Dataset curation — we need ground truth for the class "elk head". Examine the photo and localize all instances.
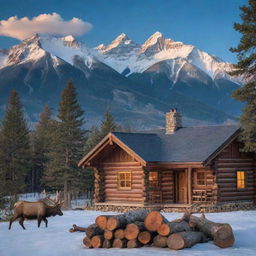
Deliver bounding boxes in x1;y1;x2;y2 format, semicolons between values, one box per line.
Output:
52;202;64;216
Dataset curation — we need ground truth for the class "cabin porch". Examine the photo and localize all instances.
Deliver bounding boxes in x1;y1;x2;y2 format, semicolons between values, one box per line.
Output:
144;167;216;205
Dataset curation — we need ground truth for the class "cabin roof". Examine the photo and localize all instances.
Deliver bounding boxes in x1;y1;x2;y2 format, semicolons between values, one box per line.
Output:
112;124;240;163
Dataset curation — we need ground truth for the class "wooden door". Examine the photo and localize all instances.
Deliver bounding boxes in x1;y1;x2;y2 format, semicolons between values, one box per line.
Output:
175;171;187;203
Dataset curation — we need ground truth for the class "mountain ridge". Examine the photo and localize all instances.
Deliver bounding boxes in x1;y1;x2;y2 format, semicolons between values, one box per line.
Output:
0;32;241;128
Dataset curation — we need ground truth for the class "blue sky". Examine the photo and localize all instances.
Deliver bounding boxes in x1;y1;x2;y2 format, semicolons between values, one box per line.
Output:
0;0;248;63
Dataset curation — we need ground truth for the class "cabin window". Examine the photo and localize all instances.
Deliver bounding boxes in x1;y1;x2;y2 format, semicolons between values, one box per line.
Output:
196;172;206;186
237;171;245;189
149;171;159;188
118;172;132;189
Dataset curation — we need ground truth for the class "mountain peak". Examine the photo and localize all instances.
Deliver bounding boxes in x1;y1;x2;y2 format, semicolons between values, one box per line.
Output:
60;35;79;48
150;31;163;39
23;33;41;45
141;31;166;54
97;33;139;53
62;35;76;42
111;33;130;45
116;33;129;40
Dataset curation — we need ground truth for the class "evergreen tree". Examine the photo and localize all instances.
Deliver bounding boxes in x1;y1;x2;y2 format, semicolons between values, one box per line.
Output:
100;109;117;138
230;0;256;152
44;81;85;192
84;126;101;154
31;104;54;191
0;90;31;196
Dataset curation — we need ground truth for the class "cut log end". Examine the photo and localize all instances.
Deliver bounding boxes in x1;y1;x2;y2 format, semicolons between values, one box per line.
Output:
114;229;125;239
104;230;113;240
83;237;92;248
103;239;112;248
157;223;170;236
95;216;108;230
167;233;185;250
127;239;142;248
214;224;235;248
144;211;163;231
124;223;140;240
106;217;118;231
153;235;168;248
91;235;104;248
112;238;127;248
138;231;152;245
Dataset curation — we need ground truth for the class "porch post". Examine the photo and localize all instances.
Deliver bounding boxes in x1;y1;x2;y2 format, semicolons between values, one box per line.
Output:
187;167;192;204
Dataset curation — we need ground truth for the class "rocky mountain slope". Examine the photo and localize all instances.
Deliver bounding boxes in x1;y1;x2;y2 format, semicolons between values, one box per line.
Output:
0;33;241;128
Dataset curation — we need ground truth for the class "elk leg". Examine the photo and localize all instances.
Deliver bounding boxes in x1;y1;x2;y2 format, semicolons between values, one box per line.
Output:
18;217;26;230
38;217;42;228
43;217;48;228
9;214;19;230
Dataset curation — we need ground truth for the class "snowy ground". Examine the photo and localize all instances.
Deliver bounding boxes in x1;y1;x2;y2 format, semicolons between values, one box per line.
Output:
0;210;256;256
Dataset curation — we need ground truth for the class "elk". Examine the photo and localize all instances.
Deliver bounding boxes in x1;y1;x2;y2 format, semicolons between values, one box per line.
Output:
9;197;64;230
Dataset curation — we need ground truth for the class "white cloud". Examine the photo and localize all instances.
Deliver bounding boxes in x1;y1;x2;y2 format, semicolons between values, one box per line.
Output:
0;13;92;40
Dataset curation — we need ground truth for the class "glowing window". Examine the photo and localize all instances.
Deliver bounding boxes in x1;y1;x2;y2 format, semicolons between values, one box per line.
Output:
149;171;159;188
237;171;245;189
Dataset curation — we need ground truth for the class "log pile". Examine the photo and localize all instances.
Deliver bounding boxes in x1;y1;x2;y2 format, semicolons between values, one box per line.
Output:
69;209;235;250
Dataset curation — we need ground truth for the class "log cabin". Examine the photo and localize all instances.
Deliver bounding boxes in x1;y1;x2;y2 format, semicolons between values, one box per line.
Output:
79;109;256;212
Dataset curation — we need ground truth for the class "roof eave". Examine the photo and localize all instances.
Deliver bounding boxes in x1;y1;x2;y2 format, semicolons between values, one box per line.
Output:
78;132;147;167
203;127;241;166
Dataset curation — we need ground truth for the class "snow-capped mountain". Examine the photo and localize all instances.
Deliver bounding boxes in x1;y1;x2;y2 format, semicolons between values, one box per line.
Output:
95;32;243;117
0;33;242;127
96;31;241;84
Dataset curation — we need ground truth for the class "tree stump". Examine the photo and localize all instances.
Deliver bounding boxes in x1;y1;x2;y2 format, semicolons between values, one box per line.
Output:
189;214;235;248
83;237;92;248
144;211;168;231
85;224;104;239
114;229;125;239
124;222;145;240
112;238;128;248
91;235;104;248
127;239;143;248
157;220;191;236
153;235;168;248
167;231;208;250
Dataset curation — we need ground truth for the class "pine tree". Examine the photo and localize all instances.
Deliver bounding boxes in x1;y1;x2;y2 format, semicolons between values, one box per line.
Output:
0;90;31;196
44;81;85;193
100;109;117;138
31;104;54;191
230;0;256;152
84;126;101;154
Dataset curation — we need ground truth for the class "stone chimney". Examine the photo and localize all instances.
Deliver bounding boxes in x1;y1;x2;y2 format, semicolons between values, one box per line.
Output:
165;108;182;134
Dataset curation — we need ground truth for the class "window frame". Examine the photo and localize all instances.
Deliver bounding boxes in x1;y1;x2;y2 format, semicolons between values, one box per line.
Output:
117;171;132;190
149;171;160;189
236;170;246;190
195;171;207;186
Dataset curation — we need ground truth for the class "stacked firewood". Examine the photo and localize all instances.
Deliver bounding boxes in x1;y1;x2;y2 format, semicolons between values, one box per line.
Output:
69;209;235;250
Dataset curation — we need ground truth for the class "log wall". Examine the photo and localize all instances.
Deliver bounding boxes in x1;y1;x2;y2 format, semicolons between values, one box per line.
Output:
98;144;145;203
213;139;256;202
161;170;174;203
